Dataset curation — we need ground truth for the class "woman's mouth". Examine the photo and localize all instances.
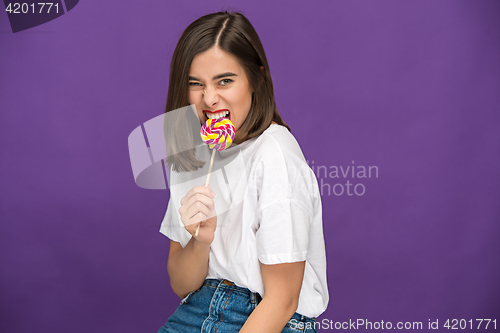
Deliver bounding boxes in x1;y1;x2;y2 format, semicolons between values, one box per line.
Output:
203;110;231;121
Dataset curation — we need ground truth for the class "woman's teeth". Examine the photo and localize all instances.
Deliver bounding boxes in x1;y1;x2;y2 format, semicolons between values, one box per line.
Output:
205;111;230;120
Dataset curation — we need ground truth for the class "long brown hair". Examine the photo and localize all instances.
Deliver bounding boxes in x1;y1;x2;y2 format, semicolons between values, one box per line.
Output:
165;11;289;171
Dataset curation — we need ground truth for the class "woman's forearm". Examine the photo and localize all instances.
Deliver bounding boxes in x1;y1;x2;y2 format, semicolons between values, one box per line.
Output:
239;297;298;333
167;237;210;299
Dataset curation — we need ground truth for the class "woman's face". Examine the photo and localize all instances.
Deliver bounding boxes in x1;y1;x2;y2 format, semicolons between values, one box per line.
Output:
188;46;253;134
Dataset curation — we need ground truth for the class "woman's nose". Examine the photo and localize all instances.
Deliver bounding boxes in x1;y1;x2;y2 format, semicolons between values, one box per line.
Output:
203;87;219;106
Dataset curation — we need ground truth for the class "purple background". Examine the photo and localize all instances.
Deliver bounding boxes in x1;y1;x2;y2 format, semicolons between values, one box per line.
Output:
1;0;499;332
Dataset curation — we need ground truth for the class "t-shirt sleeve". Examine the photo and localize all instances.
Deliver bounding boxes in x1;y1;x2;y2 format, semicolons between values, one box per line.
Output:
254;135;318;265
256;200;312;264
159;197;187;244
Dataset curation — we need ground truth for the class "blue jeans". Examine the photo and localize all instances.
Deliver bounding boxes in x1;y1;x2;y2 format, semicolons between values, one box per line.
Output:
158;278;317;332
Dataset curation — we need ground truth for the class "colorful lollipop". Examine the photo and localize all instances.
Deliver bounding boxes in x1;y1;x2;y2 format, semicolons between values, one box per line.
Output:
195;117;235;236
200;118;235;151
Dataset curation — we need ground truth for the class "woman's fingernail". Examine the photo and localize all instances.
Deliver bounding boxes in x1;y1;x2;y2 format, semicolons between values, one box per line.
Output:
211;191;216;198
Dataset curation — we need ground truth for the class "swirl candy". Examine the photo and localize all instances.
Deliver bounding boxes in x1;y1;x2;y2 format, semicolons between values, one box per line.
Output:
200;118;235;151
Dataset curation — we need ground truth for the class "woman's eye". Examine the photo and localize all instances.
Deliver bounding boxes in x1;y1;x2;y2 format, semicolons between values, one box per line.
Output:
189;82;201;86
220;79;233;85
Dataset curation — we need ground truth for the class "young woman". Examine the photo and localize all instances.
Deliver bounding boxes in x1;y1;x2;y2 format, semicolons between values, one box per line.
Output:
158;11;328;333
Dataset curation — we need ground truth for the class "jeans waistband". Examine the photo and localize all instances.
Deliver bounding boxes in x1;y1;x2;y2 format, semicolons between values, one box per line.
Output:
202;278;316;322
203;278;263;303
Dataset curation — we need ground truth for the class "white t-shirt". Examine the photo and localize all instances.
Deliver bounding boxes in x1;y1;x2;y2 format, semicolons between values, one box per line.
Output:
160;124;328;318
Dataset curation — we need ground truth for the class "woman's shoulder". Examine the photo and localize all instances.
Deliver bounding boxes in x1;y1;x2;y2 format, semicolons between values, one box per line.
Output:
253;124;305;160
251;124;320;211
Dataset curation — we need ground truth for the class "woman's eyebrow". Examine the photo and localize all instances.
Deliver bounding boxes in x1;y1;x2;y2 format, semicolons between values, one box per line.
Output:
188;72;238;81
213;72;237;80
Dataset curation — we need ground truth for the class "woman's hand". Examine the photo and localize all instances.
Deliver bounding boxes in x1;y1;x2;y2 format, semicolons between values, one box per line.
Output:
178;185;217;245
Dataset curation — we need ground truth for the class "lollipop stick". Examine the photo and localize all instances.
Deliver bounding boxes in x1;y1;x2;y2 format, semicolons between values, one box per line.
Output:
205;148;216;186
195;149;216;237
